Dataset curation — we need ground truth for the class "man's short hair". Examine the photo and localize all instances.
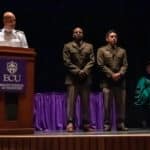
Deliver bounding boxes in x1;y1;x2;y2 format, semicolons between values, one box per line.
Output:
105;29;117;38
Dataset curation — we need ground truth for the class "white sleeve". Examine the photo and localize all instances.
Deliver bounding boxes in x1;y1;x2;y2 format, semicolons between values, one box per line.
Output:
17;31;29;48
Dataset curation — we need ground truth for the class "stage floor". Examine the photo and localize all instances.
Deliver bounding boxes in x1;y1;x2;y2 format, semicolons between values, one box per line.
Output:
35;128;150;137
0;129;150;150
0;128;149;137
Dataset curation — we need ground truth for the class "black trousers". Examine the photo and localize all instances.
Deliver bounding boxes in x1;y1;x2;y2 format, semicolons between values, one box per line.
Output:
134;106;150;128
66;83;90;126
102;86;126;126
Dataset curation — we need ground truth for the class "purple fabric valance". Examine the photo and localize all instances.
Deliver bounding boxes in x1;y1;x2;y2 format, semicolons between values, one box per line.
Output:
34;92;116;131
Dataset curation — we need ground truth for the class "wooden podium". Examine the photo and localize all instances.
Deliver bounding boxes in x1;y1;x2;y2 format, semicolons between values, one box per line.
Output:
0;46;36;134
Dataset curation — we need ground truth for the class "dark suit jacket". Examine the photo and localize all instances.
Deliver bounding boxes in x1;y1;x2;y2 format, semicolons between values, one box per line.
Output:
97;44;128;88
63;41;95;85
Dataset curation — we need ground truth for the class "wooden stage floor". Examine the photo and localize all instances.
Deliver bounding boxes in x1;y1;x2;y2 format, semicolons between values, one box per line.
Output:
0;129;150;150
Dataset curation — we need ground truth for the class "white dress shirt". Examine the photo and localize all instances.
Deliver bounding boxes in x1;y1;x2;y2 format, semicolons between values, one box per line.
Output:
0;28;28;48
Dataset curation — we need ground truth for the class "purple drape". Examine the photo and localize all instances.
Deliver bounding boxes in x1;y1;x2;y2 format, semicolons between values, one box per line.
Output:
34;92;116;131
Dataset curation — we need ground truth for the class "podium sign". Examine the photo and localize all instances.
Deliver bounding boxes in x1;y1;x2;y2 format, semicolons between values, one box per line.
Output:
0;57;26;92
0;46;36;134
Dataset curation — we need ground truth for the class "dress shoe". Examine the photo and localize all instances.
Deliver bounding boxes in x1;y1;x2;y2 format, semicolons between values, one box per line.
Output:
117;123;128;131
66;123;74;132
83;124;94;132
104;124;111;131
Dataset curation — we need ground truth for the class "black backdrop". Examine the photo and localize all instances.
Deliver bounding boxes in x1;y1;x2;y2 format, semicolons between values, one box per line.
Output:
1;0;150;127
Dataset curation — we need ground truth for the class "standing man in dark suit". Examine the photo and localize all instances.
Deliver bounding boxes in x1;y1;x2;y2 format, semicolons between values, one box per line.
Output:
97;29;128;131
63;27;95;132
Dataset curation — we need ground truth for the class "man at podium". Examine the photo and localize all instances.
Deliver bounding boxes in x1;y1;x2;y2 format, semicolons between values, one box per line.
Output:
0;11;28;48
0;11;29;123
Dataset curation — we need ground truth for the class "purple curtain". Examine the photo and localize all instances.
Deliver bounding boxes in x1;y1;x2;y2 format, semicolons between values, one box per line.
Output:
34;92;116;131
